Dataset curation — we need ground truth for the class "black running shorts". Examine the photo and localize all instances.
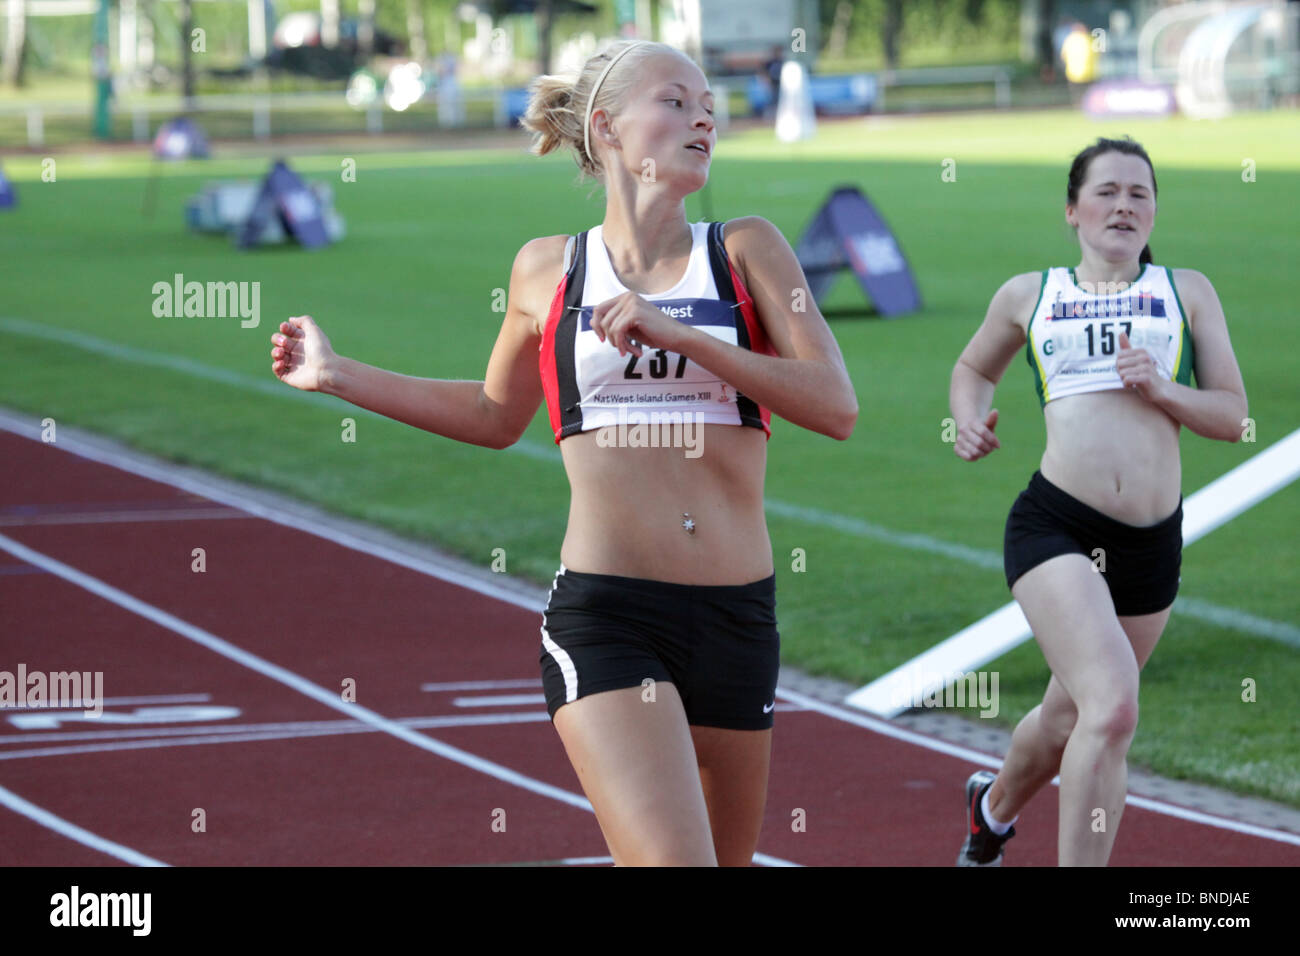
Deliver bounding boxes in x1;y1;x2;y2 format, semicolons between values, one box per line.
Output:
1004;470;1182;616
538;567;781;731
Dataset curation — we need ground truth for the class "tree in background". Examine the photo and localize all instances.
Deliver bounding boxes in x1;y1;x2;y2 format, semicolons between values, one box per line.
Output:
407;0;428;60
883;0;901;69
536;0;553;75
817;0;1019;69
180;0;194;101
1037;0;1058;81
3;0;28;87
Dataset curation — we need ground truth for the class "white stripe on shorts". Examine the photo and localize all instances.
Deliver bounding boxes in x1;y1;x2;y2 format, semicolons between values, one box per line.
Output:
541;566;578;703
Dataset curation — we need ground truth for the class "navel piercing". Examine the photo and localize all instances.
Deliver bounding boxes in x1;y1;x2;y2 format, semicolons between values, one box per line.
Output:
682;513;696;535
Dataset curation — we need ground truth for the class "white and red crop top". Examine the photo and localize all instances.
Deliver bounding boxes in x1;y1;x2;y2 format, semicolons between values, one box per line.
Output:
539;220;775;443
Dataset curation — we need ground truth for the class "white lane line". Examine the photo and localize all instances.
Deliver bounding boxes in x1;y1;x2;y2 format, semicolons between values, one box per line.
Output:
0;410;544;616
1117;794;1300;845
775;687;1300;848
0;530;589;809
1;693;212;714
0;783;169;867
1;371;1292;647
0;711;557;755
486;853;789;868
3;417;1291;853
443;693;804;711
0;507;247;526
453;694;548;708
1;702;801;752
474;854;618;867
422;680;543;692
776;688;1005;768
446;692;806;711
0;716;552;762
0;531;803;866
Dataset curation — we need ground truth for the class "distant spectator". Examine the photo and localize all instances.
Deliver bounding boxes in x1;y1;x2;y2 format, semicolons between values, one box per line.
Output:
765;44;784;90
1061;21;1099;86
436;53;463;127
762;44;784;117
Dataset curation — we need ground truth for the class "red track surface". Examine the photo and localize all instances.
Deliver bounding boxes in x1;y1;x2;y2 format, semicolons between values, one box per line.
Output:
2;429;1297;866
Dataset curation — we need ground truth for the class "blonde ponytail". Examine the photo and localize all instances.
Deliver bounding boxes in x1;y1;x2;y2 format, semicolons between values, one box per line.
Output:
520;40;692;183
520;73;598;178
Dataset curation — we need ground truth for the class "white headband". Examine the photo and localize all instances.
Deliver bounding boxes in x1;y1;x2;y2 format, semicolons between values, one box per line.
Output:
583;42;644;167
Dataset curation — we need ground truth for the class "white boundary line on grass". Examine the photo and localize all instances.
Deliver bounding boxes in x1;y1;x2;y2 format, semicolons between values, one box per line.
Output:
2;319;1292;647
846;428;1300;717
0;317;568;459
0;317;1010;559
1;416;1296;851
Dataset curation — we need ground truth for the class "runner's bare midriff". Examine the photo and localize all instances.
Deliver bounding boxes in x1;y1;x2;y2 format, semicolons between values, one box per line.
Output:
558;424;772;585
1040;388;1182;526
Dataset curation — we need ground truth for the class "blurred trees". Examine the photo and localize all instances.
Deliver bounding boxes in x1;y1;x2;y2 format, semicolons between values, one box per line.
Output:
0;0;1030;90
4;0;27;87
816;0;1020;68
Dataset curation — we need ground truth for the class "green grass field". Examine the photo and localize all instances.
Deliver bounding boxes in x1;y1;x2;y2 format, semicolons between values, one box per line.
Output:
2;108;1297;806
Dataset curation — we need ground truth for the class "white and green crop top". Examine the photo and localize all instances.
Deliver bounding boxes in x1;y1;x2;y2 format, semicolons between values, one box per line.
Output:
1025;264;1195;407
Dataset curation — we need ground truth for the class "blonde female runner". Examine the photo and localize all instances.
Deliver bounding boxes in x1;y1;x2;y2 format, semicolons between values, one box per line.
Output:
271;39;857;866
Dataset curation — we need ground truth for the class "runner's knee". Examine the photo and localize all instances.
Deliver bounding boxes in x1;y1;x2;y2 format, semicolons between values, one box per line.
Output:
1076;692;1139;746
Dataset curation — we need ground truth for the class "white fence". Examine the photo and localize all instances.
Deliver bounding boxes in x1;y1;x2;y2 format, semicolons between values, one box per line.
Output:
873;64;1014;111
0;87;528;147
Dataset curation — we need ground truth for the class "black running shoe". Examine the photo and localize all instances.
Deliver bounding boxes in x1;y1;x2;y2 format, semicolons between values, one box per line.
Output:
957;770;1015;867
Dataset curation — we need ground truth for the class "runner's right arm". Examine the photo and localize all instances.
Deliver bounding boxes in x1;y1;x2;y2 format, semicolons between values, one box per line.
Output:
271;238;558;449
949;272;1035;462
